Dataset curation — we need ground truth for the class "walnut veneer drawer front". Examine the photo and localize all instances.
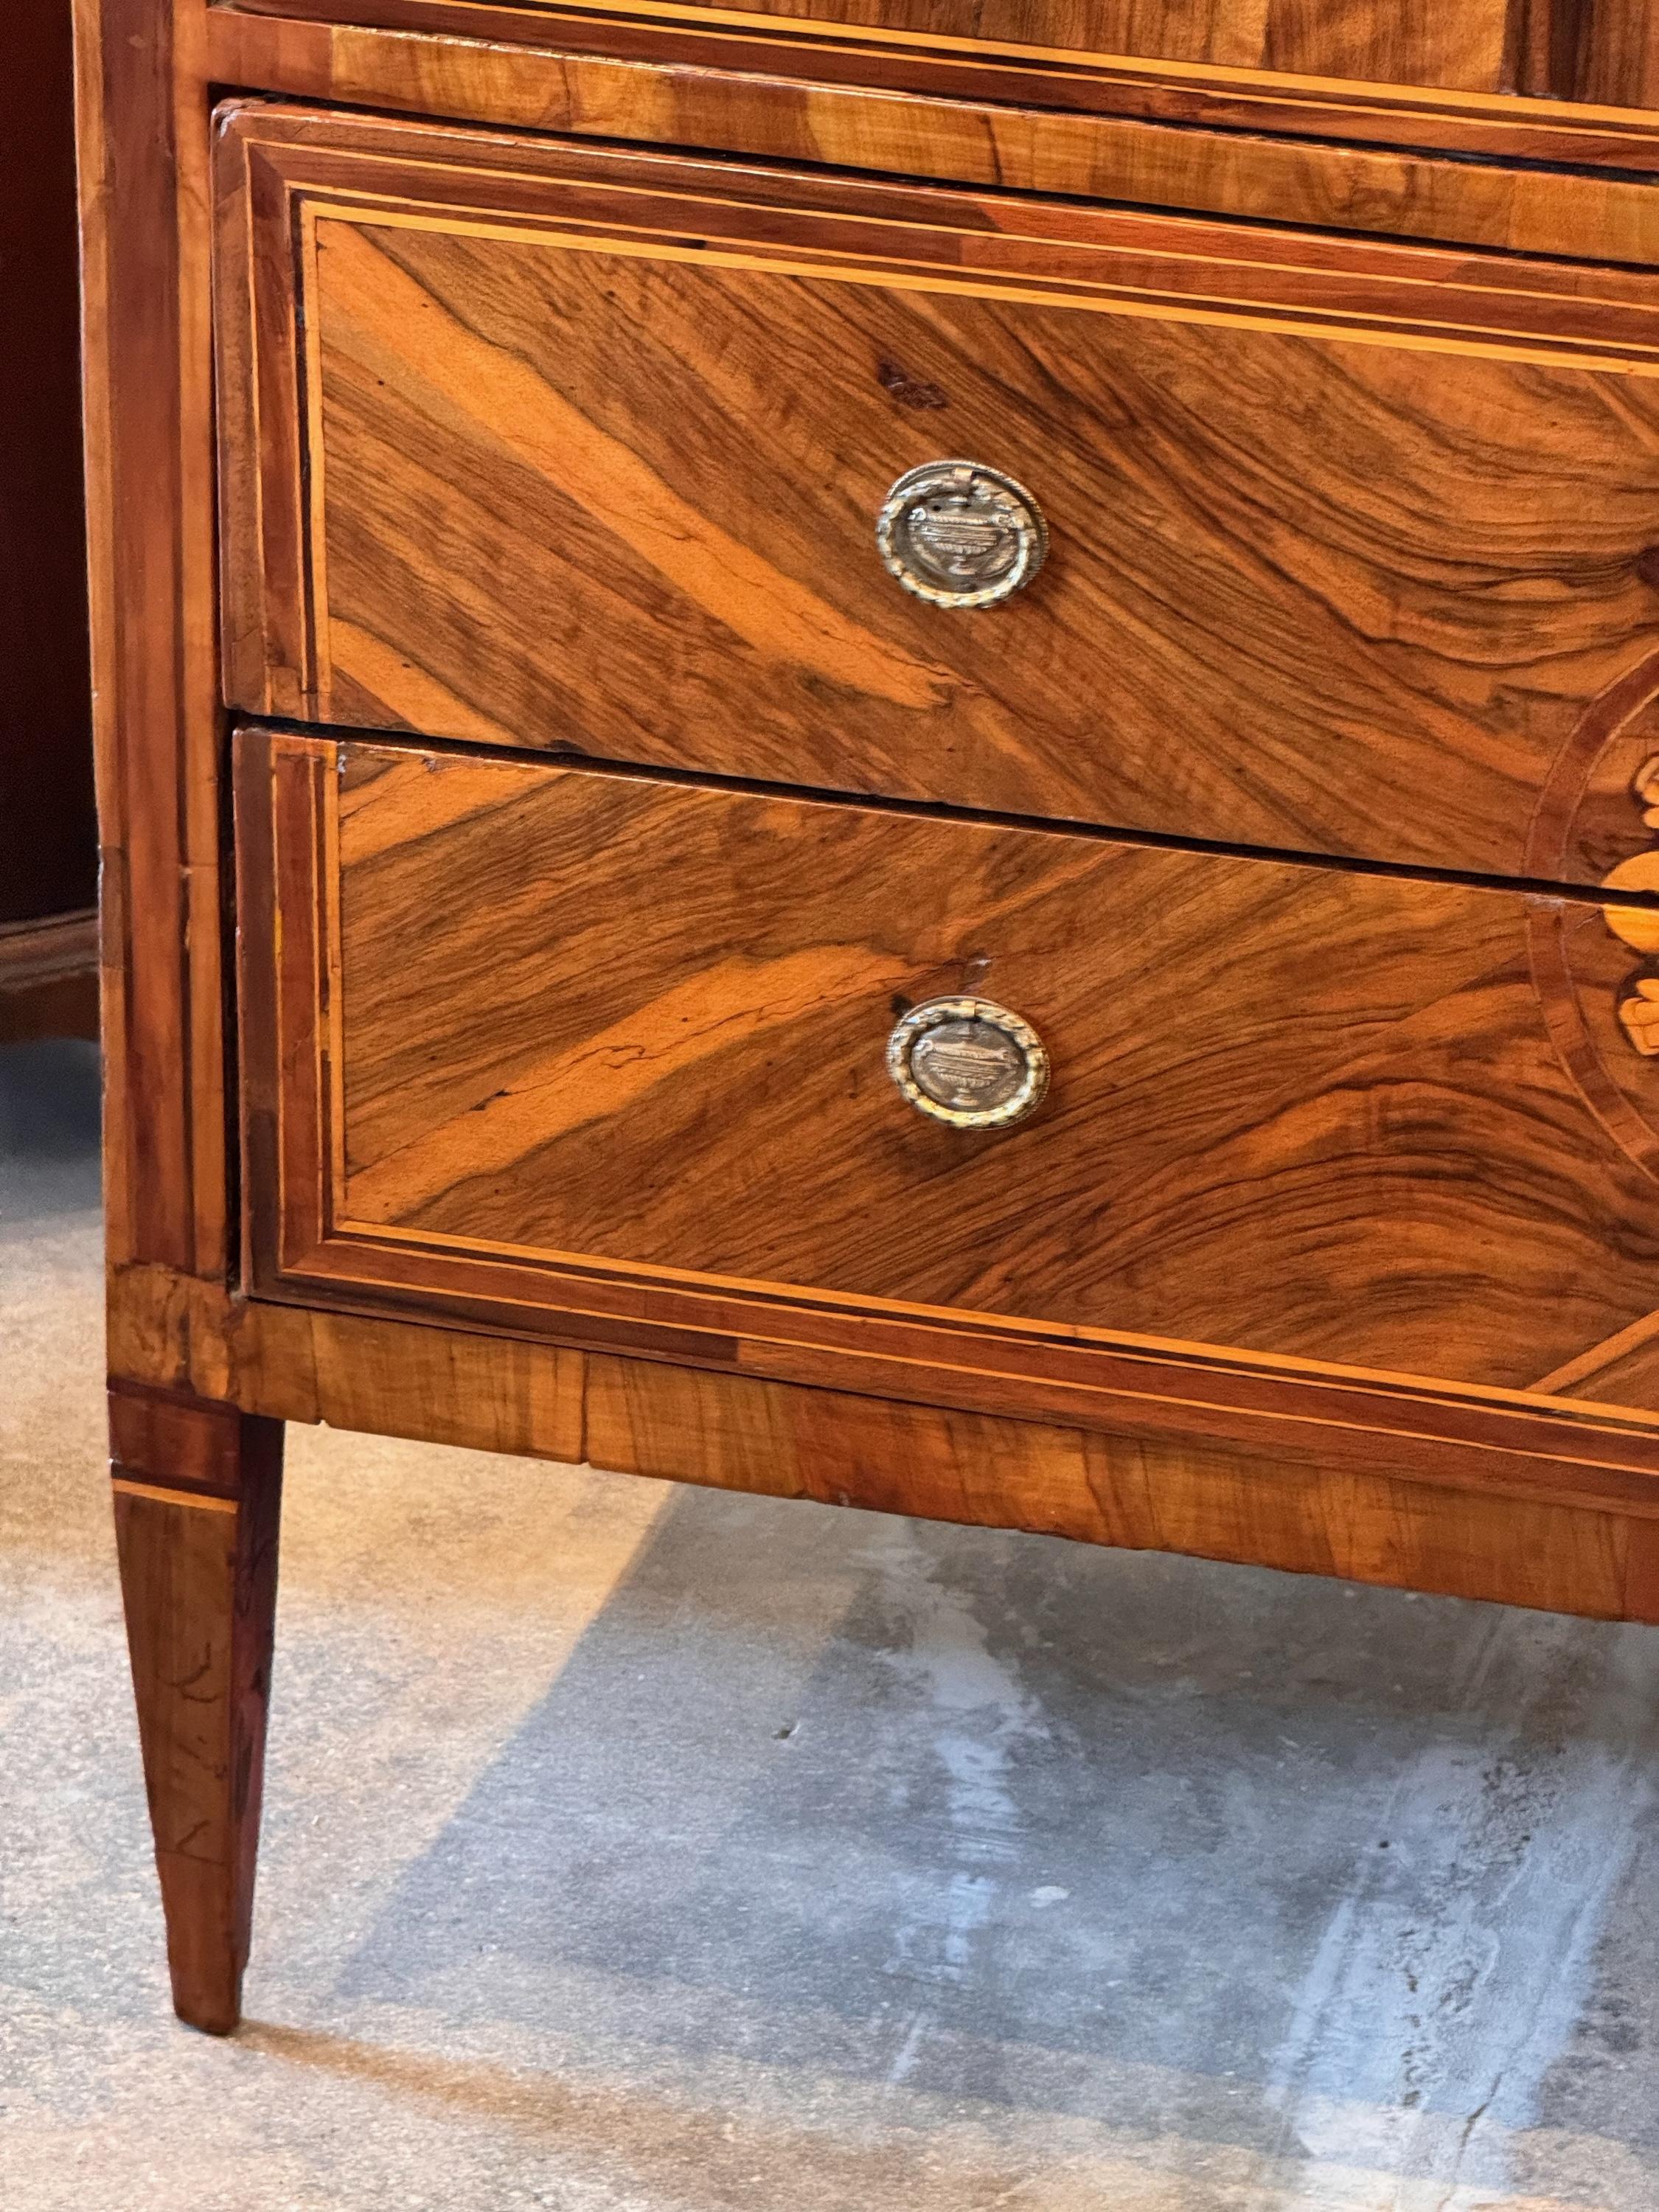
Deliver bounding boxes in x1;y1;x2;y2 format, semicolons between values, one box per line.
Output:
237;725;1659;1412
217;107;1659;887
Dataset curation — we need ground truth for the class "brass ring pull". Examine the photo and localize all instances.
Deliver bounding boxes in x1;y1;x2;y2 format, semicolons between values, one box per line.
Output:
876;461;1048;609
886;996;1049;1129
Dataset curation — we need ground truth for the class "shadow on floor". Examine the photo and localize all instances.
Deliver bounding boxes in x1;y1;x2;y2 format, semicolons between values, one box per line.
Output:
338;1484;1659;2189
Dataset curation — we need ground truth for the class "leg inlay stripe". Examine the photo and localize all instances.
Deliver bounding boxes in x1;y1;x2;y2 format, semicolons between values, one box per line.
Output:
111;1477;239;1514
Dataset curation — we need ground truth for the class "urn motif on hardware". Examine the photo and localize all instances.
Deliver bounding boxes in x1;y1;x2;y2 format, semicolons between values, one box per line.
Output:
876;461;1048;609
886;996;1050;1129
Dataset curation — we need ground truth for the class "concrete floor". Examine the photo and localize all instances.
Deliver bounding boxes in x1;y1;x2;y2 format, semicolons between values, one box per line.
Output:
2;1037;1658;2211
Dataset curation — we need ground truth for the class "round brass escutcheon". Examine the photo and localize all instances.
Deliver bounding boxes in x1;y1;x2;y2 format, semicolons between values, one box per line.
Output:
886;997;1049;1130
875;461;1048;609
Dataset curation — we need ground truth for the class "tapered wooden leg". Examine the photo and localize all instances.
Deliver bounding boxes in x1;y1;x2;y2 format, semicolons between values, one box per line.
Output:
109;1381;284;2034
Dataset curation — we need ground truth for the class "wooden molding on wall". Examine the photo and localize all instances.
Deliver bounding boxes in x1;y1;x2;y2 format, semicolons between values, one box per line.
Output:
1;1;95;941
0;908;100;1044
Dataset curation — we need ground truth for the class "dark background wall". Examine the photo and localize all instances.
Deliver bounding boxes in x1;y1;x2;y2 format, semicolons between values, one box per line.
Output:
0;1;94;930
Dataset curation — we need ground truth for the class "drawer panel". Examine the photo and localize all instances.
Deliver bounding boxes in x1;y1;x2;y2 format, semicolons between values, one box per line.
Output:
217;107;1659;887
237;726;1659;1412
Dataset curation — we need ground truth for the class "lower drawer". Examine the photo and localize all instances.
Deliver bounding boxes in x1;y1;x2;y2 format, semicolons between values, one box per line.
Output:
236;726;1659;1412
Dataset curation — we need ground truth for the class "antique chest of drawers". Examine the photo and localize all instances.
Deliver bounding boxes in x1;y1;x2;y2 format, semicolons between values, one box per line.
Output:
78;0;1659;2031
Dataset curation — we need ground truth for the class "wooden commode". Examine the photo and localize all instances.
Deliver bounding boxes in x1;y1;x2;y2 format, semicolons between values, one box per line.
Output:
77;0;1659;2033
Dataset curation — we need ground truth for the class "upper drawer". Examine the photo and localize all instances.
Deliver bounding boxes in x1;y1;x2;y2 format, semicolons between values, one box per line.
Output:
215;106;1659;884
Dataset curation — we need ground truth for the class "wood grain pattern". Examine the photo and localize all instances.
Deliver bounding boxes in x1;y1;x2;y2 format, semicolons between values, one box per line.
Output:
1574;0;1659;108
235;726;1659;1413
112;1385;284;2034
201;10;1659;269
76;0;225;1277
100;1260;1659;1623
207;5;1659;173
109;1374;276;1496
229;725;1659;1517
207;0;1527;95
108;1241;1659;1523
581;1356;1653;1621
215;107;1659;882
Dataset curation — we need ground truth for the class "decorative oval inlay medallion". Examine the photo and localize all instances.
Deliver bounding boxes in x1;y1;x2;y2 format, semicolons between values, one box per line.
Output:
876;462;1048;609
886;996;1049;1129
1528;655;1659;1129
1602;808;1659;1055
